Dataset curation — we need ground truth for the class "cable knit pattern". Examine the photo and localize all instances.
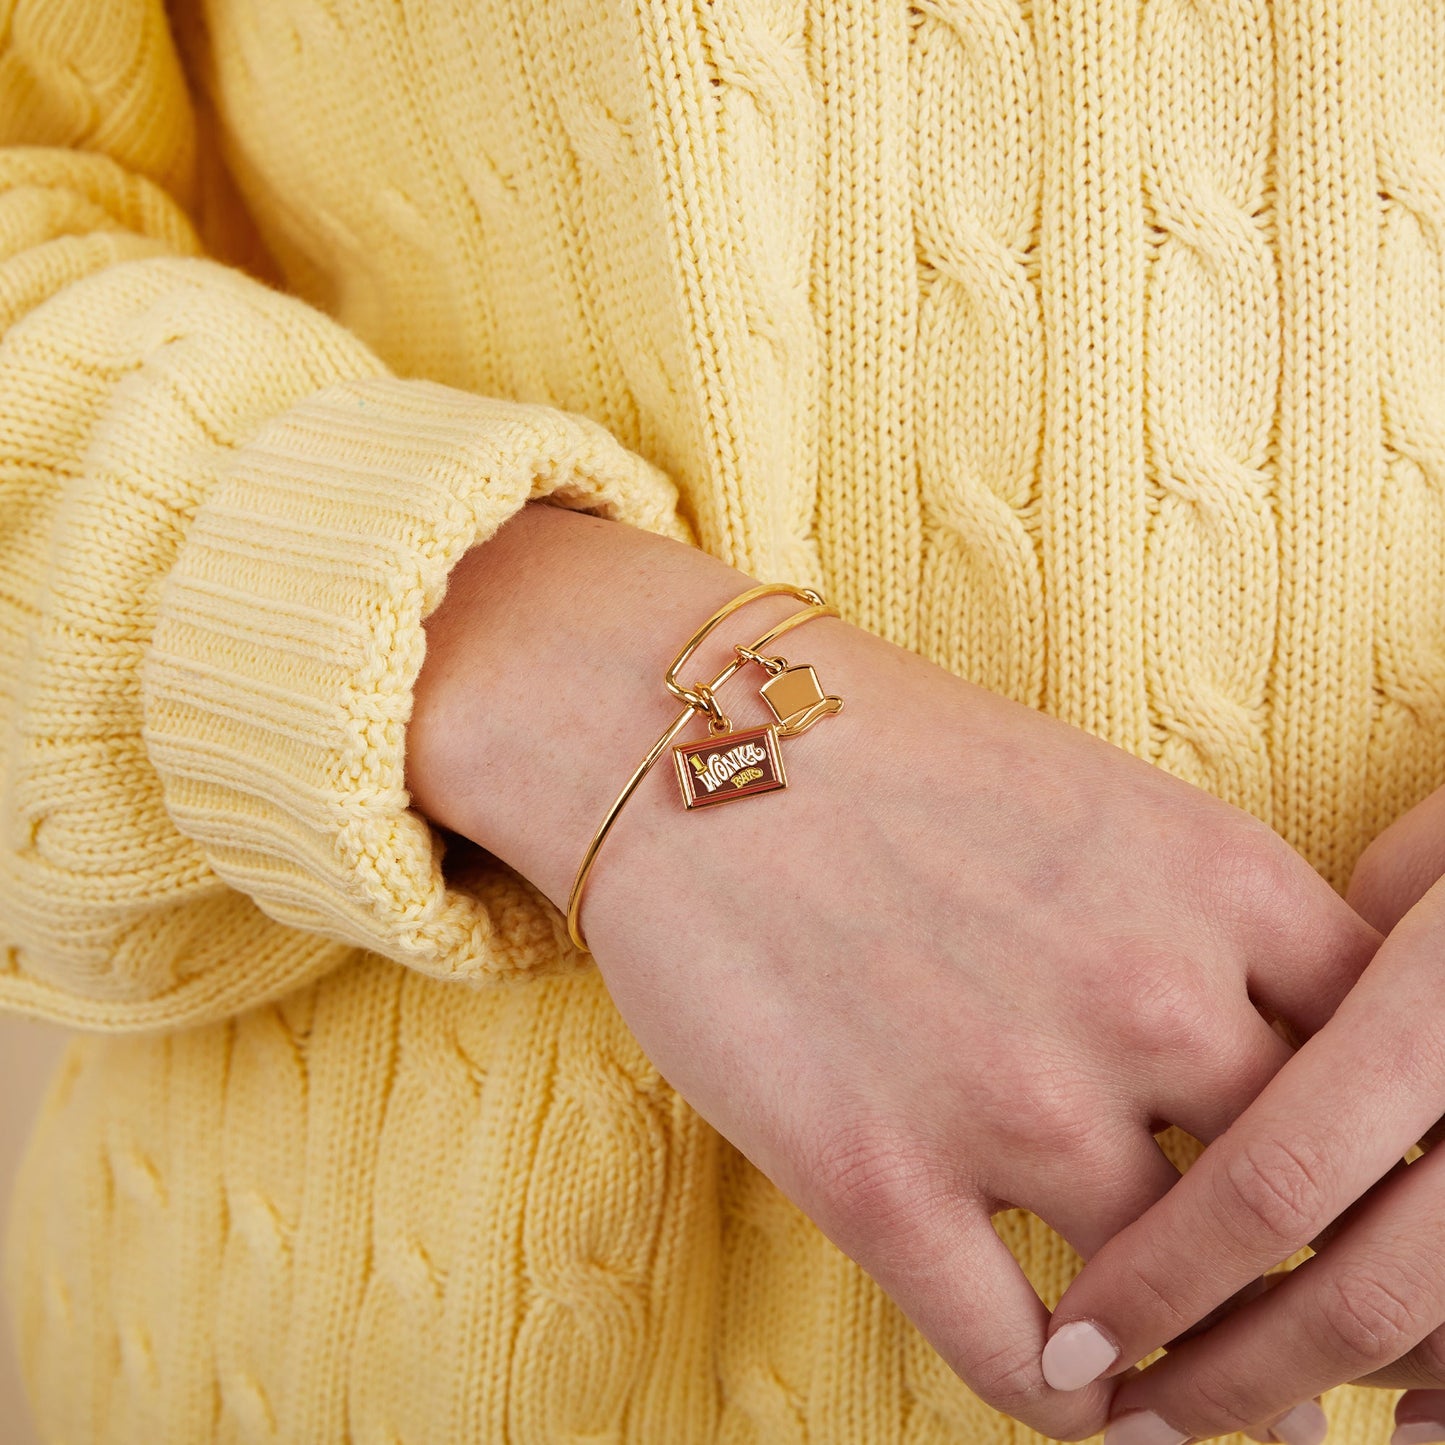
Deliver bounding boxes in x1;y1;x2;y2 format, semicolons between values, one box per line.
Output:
633;0;827;586
1139;0;1278;818
910;0;1047;709
808;2;923;649
1033;0;1151;749
3;0;1441;1441
1364;1;1445;857
1268;0;1386;892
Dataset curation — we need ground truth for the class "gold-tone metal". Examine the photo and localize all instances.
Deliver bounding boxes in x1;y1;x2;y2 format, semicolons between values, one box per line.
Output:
759;663;844;738
732;643;787;676
693;680;732;735
663;583;829;715
565;585;845;956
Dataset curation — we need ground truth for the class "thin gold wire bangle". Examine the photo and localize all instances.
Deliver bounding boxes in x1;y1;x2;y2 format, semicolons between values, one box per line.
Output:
664;582;829;715
565;600;838;955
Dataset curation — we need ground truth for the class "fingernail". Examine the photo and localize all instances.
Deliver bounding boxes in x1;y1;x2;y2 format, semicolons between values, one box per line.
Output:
1391;1423;1445;1445
1268;1400;1328;1445
1041;1319;1120;1390
1104;1409;1193;1445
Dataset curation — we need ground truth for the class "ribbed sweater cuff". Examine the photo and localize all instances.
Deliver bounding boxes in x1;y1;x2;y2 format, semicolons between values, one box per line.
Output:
141;373;692;983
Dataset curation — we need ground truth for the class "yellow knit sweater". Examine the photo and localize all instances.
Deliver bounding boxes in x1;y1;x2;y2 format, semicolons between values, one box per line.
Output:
2;0;1441;1439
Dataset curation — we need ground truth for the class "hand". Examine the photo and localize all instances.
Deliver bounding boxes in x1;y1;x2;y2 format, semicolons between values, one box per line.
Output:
408;506;1378;1439
1037;781;1445;1445
511;569;1374;1437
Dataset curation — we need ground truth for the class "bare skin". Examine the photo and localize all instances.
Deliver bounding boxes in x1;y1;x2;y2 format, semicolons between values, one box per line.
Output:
1041;784;1445;1445
404;502;1382;1441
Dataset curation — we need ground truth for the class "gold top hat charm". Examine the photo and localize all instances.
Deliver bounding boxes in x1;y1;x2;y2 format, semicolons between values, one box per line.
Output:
754;658;844;738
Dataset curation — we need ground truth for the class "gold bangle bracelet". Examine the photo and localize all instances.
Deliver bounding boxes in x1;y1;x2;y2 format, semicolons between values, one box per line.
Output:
565;583;846;955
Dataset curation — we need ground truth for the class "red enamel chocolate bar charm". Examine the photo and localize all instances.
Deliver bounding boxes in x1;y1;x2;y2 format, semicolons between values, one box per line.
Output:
672;723;787;809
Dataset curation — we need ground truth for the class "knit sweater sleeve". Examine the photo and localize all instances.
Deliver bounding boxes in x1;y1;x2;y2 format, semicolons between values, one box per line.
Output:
0;3;695;1032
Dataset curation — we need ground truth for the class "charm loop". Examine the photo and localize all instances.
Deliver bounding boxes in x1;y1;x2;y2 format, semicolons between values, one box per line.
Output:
734;642;788;676
691;681;732;735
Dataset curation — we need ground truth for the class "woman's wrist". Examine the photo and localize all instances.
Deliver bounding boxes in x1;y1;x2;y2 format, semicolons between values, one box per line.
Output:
403;500;826;916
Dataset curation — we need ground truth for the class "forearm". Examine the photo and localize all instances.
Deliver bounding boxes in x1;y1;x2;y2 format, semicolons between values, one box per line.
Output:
404;501;840;920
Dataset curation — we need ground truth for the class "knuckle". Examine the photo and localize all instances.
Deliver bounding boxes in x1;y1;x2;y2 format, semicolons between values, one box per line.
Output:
1312;1265;1429;1369
1212;1137;1327;1256
1405;1325;1445;1384
965;1340;1103;1440
1182;1363;1269;1436
966;1338;1050;1417
804;1114;946;1254
1192;821;1301;932
1120;1245;1197;1334
1112;958;1218;1059
1002;1055;1110;1169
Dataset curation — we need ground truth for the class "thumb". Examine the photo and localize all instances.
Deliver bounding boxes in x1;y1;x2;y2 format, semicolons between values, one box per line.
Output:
1345;784;1445;935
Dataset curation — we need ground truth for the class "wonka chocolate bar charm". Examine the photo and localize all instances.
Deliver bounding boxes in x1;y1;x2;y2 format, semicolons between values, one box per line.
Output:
669;639;842;809
673;722;787;809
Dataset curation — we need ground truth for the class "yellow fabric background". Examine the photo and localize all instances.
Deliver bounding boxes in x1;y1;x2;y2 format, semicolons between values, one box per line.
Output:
2;0;1442;1438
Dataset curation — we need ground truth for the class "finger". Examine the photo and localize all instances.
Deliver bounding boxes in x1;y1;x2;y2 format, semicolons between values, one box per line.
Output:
1348;787;1445;934
1350;1191;1445;1389
1145;994;1295;1146
1356;1325;1445;1391
853;1195;1115;1440
1097;1139;1445;1444
1129;999;1291;1346
1242;881;1381;1041
1038;893;1445;1395
1203;1157;1421;1287
1030;1131;1184;1263
1389;1389;1445;1444
1242;1398;1329;1445
1242;1278;1322;1445
1037;1001;1293;1379
1308;1154;1414;1256
1162;1274;1274;1354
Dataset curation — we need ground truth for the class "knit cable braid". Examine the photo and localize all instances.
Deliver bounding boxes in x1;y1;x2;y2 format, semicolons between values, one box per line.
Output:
3;0;1443;1440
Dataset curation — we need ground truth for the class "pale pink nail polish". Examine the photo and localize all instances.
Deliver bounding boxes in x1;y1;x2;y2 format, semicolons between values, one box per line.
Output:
1391;1422;1445;1445
1041;1319;1120;1390
1103;1409;1193;1445
1268;1400;1328;1445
